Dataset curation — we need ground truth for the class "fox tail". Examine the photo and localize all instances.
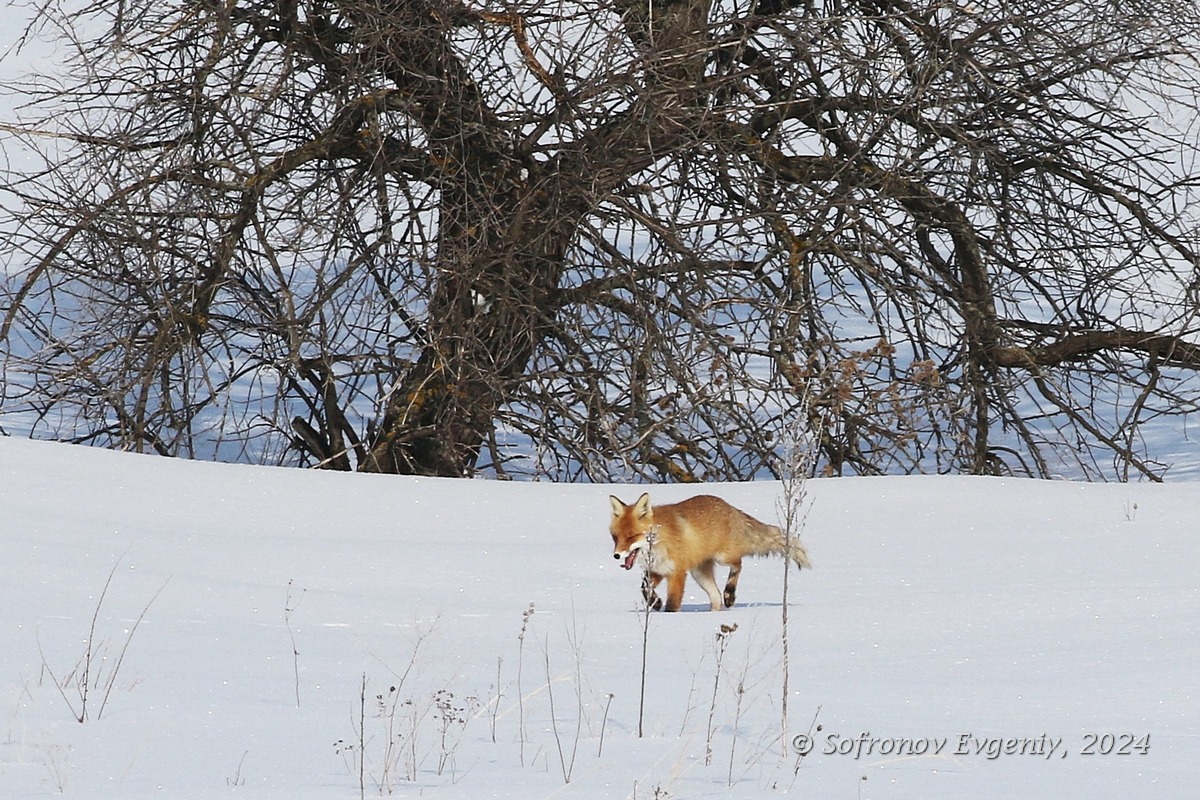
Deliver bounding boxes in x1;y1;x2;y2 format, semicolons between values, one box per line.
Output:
742;515;812;570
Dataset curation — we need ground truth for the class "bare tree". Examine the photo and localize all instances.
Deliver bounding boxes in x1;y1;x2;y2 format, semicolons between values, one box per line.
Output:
2;0;1199;480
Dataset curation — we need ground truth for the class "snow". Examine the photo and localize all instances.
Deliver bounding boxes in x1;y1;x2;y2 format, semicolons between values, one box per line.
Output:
1;436;1197;799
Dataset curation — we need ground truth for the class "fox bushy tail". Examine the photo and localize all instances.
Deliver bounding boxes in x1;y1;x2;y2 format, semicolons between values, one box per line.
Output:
741;515;812;570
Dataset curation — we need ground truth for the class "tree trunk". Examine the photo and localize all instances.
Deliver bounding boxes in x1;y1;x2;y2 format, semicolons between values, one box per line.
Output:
360;164;577;475
358;0;714;475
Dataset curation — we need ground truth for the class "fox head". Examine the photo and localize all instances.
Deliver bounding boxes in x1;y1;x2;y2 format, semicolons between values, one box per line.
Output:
610;493;654;570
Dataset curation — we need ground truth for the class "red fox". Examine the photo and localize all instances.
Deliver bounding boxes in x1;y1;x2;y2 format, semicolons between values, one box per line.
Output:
609;493;811;612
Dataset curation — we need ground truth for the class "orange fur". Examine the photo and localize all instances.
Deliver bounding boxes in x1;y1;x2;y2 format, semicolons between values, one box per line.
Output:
609;493;811;612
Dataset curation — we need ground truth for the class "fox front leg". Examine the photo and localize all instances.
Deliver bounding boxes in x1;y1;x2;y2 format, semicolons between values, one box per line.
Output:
641;572;664;611
663;571;687;612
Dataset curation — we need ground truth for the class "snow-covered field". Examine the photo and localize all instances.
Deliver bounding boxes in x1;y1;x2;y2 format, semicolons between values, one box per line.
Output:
1;436;1197;798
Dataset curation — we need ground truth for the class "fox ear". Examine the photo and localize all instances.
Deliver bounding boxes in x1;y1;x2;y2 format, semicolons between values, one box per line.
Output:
609;495;626;516
634;492;652;518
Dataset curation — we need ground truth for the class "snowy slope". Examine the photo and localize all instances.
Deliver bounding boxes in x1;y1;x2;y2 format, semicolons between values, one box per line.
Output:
1;436;1197;799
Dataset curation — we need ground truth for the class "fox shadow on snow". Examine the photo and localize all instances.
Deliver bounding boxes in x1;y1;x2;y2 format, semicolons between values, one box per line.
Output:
627;600;791;613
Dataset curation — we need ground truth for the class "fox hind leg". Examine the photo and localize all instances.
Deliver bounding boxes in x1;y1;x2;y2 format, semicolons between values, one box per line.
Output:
691;560;725;611
723;559;742;608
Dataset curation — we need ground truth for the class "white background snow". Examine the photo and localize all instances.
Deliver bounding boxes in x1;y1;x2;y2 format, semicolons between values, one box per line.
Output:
2;436;1197;798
